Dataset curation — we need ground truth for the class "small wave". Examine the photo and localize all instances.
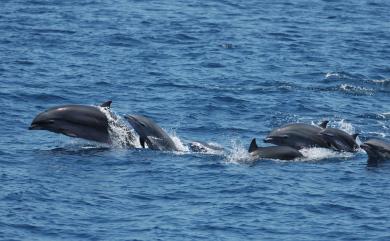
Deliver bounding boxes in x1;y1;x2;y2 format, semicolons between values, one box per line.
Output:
201;62;225;68
371;78;390;86
339;84;374;95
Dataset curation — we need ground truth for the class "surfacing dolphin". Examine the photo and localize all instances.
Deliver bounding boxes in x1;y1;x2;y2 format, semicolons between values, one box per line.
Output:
29;101;134;145
249;138;303;160
360;139;390;162
125;114;179;151
264;121;330;149
319;128;359;152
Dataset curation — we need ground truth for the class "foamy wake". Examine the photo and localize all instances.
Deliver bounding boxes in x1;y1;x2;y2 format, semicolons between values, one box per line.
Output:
100;108;364;161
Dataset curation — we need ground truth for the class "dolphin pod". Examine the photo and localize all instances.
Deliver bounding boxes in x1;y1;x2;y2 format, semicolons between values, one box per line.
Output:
29;101;389;163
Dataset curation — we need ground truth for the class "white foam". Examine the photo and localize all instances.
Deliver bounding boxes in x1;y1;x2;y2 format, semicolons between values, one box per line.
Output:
100;107;138;148
224;140;252;164
340;84;374;95
325;72;340;78
299;147;354;161
167;130;189;152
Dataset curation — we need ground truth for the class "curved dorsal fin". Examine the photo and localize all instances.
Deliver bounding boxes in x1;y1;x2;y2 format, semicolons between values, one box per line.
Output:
100;100;112;108
351;133;359;140
319;120;329;129
249;138;258;153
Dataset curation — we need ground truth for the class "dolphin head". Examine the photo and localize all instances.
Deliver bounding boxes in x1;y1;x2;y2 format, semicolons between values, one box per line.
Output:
29;107;70;132
124;115;151;138
360;140;390;161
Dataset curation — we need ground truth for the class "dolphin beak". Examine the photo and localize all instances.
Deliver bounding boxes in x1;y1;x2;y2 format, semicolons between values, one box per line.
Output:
29;123;39;130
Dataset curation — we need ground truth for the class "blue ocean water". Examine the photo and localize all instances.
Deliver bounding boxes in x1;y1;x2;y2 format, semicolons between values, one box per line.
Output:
1;0;390;240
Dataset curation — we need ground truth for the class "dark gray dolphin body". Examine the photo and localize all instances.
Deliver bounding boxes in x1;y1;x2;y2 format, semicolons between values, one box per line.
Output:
319;128;359;152
125;115;178;151
264;121;330;149
360;139;390;162
249;138;303;160
29;101;134;145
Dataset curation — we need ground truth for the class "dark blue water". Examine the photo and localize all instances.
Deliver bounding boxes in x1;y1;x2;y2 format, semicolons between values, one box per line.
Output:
1;0;390;240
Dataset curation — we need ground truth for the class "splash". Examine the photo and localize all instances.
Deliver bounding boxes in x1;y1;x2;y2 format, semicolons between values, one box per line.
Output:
99;107;138;148
332;119;355;135
167;130;189;152
224;140;252;164
299;147;354;161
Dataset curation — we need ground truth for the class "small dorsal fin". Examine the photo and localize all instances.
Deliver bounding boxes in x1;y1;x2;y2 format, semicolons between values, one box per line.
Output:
249;138;258;153
319;120;329;129
100;100;112;108
351;133;359;140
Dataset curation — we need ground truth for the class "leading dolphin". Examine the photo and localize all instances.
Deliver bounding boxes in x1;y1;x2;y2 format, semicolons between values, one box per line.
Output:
29;101;134;145
249;138;303;160
360;139;390;162
125;115;178;151
264;121;330;149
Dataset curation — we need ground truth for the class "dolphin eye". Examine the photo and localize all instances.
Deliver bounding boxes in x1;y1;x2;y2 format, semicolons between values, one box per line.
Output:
139;122;146;127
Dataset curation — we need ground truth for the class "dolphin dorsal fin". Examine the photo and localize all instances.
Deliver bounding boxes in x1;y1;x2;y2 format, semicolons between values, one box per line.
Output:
100;100;112;108
319;120;329;129
249;138;258;153
351;133;359;140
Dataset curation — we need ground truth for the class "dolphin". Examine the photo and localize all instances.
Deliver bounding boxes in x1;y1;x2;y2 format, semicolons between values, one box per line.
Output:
360;139;390;162
264;121;330;149
319;128;359;152
29;101;134;145
125;115;178;151
249;138;303;160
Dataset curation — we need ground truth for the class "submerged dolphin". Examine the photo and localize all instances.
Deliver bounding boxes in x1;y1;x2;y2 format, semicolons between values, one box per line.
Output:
249;138;303;160
264;121;329;149
188;141;225;154
319;128;359;152
125;115;178;151
360;139;390;162
29;101;134;145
